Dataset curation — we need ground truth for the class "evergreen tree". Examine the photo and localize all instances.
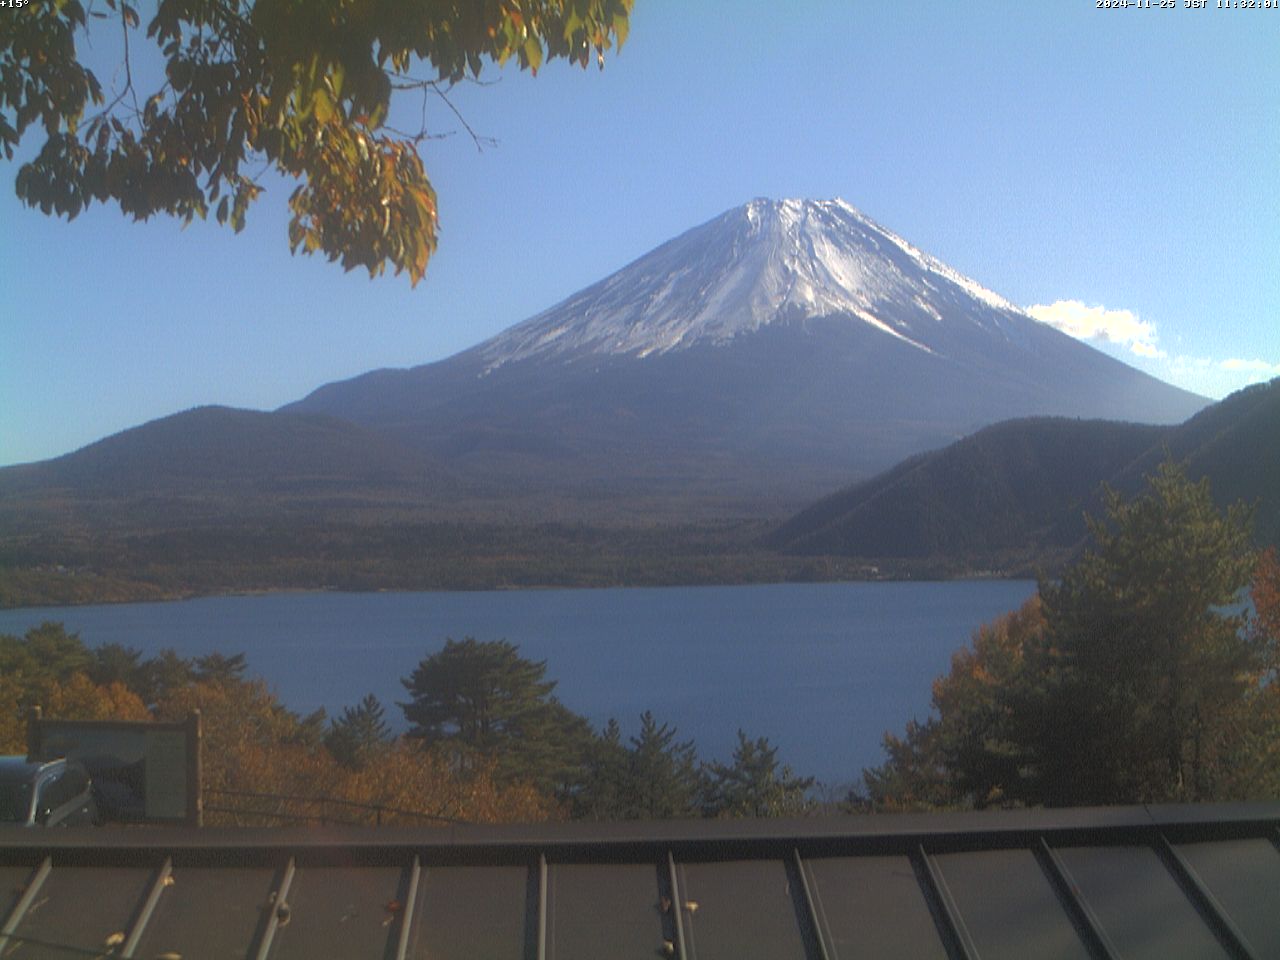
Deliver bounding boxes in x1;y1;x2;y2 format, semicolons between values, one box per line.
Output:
621;711;705;819
571;719;632;820
134;649;195;707
400;638;591;793
702;731;814;818
857;719;946;813
0;621;92;684
865;463;1271;809
87;643;145;690
0;622;94;747
570;713;706;820
326;694;393;770
193;652;249;686
1034;462;1256;803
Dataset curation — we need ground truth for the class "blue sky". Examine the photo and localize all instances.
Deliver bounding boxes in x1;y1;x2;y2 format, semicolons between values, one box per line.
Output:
2;0;1277;466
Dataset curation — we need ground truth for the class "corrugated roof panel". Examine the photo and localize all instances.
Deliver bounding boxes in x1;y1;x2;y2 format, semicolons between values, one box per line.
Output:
130;864;278;960
1;804;1277;959
1054;844;1231;960
674;859;812;960
802;854;949;960
405;864;530;960
269;864;406;960
1174;838;1280;958
3;864;153;959
0;862;41;929
544;862;663;960
933;848;1091;960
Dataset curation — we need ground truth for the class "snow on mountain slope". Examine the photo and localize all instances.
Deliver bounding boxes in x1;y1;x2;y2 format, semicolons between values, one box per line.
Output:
481;198;1022;368
283;197;1209;516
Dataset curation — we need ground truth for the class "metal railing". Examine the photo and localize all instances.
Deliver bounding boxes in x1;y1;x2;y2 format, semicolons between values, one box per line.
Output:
202;787;471;827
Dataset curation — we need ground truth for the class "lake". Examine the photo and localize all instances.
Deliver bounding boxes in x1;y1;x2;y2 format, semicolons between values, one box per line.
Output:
0;581;1037;785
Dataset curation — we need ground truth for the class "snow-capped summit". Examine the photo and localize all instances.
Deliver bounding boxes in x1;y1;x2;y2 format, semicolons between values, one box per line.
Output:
481;197;1019;368
286;198;1208;515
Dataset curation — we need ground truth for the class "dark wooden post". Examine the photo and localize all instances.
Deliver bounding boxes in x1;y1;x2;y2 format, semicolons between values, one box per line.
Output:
187;710;203;827
25;706;42;761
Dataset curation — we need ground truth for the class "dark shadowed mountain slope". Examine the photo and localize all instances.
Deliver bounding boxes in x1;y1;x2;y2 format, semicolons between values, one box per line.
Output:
770;378;1280;565
766;418;1167;562
285;199;1207;513
1108;377;1280;544
0;406;444;494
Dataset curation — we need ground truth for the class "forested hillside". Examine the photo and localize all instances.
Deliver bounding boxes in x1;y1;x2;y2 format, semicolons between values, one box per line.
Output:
767;418;1165;564
3;383;1273;607
773;379;1280;568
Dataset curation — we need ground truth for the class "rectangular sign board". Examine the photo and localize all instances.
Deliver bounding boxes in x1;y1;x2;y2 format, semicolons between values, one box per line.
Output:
29;712;202;826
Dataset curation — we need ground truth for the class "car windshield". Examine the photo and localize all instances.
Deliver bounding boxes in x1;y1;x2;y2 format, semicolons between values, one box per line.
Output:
0;782;33;823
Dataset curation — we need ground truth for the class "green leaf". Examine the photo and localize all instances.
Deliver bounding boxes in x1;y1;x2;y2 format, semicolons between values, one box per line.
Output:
523;35;543;73
312;88;334;124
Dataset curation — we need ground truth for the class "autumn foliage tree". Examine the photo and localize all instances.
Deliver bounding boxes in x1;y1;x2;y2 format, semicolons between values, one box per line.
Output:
1213;547;1280;799
860;598;1047;812
1253;547;1280;649
155;678;550;825
3;0;632;283
0;625;550;824
864;463;1276;809
4;625;823;825
0;622;149;752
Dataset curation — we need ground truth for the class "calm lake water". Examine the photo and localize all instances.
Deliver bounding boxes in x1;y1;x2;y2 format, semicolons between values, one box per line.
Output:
0;581;1036;785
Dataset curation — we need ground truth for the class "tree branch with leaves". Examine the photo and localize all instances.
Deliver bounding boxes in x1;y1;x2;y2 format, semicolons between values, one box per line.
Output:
2;0;632;284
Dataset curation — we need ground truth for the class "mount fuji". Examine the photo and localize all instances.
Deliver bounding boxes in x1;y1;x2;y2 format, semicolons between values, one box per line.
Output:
284;198;1207;515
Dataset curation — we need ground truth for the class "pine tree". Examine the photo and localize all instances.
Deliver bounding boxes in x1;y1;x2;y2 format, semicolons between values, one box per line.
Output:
399;638;591;793
865;463;1273;809
193;652;249;686
569;719;631;820
1035;462;1257;803
702;731;814;818
568;714;709;820
326;694;393;770
135;649;195;707
622;712;706;819
87;643;145;690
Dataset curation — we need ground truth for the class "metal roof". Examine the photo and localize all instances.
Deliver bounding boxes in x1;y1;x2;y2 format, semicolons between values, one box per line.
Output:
0;802;1277;959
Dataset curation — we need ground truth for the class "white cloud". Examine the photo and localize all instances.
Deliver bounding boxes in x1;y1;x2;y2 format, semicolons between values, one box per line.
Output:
1024;299;1277;399
1026;300;1165;358
1221;358;1280;375
1162;354;1279;399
